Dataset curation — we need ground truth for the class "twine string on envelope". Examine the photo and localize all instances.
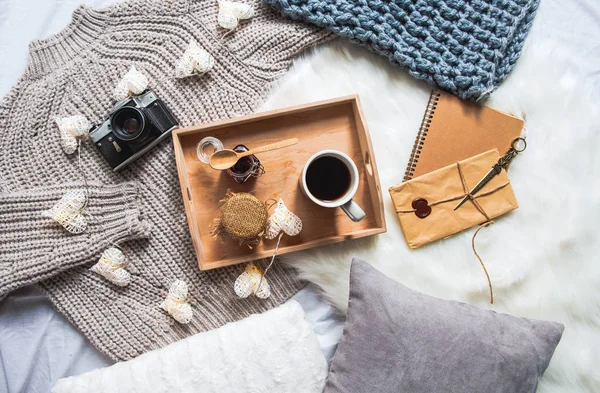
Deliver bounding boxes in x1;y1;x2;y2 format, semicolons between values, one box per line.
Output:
456;162;496;304
396;162;510;304
471;221;495;303
455;162;496;304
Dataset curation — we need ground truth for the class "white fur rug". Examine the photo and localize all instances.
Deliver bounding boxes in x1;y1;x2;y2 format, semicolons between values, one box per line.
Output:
261;20;600;393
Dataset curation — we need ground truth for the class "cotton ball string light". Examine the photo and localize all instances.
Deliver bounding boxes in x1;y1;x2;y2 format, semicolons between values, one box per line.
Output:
90;247;131;287
161;280;193;324
175;40;215;78
41;190;87;234
217;0;254;30
265;199;303;239
55;115;91;154
234;199;302;299
234;263;271;299
114;65;149;100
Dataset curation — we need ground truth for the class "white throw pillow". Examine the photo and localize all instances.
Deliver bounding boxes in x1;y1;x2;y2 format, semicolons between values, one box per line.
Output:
52;300;327;393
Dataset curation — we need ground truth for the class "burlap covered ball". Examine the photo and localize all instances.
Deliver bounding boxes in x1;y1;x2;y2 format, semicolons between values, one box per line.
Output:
212;190;268;247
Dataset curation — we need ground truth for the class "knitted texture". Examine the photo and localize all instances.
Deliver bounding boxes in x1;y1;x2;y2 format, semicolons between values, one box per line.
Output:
0;182;146;300
0;0;331;361
51;301;328;393
264;0;540;101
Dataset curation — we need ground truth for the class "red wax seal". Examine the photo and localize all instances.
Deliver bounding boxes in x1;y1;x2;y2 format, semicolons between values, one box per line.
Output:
411;198;431;219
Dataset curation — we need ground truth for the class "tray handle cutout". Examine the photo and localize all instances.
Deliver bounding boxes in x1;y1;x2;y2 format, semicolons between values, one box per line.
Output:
364;150;373;177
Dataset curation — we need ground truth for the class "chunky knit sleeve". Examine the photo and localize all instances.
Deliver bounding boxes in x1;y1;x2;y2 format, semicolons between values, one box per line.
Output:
0;182;147;299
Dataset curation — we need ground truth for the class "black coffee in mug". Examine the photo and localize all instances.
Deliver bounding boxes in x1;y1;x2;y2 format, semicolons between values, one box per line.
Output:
305;156;351;201
300;149;365;222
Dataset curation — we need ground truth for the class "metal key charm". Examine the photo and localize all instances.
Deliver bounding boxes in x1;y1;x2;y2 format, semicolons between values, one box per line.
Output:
454;138;527;211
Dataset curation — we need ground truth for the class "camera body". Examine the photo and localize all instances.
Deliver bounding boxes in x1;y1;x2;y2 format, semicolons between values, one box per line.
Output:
90;91;178;172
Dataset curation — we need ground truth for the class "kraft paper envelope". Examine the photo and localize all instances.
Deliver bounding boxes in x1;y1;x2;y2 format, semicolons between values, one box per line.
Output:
389;149;518;249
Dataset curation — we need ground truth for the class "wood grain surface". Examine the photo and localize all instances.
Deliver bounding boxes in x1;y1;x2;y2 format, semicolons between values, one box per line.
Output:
173;95;386;270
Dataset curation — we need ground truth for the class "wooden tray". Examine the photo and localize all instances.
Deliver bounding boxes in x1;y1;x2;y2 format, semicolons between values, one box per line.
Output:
173;95;386;270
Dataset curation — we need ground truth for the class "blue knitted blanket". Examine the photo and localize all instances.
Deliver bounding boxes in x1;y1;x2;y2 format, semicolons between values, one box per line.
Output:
264;0;540;101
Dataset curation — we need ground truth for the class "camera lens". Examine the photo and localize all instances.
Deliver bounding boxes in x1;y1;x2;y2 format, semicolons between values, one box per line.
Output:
111;107;146;141
123;118;140;134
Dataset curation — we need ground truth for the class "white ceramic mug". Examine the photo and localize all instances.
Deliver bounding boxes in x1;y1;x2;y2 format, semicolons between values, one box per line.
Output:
300;150;366;222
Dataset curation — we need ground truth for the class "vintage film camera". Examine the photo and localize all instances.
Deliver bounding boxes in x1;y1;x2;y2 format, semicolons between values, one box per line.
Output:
90;91;178;172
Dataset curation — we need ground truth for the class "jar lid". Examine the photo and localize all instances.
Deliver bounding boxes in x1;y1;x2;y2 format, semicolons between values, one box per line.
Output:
212;191;268;246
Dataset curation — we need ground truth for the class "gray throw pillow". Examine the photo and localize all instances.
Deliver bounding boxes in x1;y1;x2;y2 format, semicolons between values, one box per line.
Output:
324;258;564;393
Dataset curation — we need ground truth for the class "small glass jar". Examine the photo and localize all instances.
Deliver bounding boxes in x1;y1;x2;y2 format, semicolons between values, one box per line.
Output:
227;144;265;183
196;136;224;164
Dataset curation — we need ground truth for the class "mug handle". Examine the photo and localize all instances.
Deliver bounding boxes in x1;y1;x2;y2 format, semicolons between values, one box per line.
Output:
341;199;365;222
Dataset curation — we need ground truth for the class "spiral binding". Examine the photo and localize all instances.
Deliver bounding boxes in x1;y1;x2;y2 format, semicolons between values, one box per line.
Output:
403;90;441;181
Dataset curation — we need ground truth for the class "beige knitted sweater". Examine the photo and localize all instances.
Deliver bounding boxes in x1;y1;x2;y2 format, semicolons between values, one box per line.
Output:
0;0;330;361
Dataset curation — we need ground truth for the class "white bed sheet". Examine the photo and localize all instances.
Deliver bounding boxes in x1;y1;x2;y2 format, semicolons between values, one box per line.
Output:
0;0;598;392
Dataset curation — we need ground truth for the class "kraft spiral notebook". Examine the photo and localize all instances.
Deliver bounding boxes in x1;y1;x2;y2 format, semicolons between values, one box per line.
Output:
403;91;524;181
